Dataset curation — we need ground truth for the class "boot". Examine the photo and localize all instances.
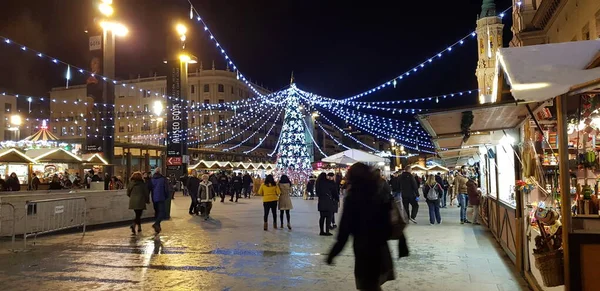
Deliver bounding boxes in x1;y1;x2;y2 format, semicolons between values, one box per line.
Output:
273;219;278;229
137;224;142;232
264;222;268;231
130;224;136;235
287;223;292;230
281;222;284;229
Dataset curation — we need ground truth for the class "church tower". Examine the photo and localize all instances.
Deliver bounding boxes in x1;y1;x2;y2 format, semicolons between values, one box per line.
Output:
476;0;504;104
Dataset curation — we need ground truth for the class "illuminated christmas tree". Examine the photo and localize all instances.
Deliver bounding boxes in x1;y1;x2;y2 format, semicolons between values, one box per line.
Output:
275;85;312;184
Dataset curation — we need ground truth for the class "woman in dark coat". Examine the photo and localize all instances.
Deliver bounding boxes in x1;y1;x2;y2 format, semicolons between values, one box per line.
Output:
127;172;150;235
6;173;21;191
315;172;337;236
327;163;395;291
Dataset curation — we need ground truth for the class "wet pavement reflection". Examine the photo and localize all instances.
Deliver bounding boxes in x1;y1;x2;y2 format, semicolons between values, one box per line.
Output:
0;197;529;290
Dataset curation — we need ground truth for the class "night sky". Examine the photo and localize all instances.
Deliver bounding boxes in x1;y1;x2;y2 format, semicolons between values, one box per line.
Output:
0;0;512;112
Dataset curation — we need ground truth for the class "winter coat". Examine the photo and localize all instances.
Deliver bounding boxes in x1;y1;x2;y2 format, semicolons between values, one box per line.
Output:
328;186;395;290
399;172;418;198
151;173;169;202
242;174;253;188
253;177;262;194
258;184;280;202
466;179;480;205
31;177;40;190
232;175;243;190
390;176;401;192
306;178;315;192
435;175;444;187
209;174;219;186
186;176;201;198
278;183;294;210
6;177;20;191
423;183;443;202
128;180;149;210
316;179;337;212
454;174;469;194
198;181;216;203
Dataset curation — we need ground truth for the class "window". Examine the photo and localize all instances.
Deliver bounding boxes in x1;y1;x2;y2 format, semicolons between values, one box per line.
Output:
77;126;82;135
118;95;125;99
218;84;224;92
61;126;67;136
53;126;57;134
204;99;210;104
219;99;224;104
119;126;125;132
203;84;209;92
231;86;234;94
192;116;196;124
127;124;133;132
203;115;210;124
143;104;149;112
5;103;11;112
143;90;150;98
191;85;195;94
218;115;225;125
142;121;150;131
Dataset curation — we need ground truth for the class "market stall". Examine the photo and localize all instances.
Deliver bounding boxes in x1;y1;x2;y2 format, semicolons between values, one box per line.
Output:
494;40;600;291
26;148;83;187
0;148;35;187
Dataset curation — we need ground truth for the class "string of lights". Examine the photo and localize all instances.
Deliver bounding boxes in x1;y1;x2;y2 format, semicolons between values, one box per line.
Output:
302;118;328;158
186;0;269;98
313;118;352;151
338;7;511;102
204;103;283;148
0;35;285;106
225;106;284;153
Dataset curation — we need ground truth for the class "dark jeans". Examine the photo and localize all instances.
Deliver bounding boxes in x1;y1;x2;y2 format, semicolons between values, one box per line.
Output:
331;213;336;225
426;200;441;224
319;211;331;233
133;209;143;226
263;201;277;223
243;186;251;198
440;190;447;207
199;202;213;218
402;195;419;219
398;233;409;258
189;194;198;214
219;185;228;202
280;210;290;224
308;190;314;199
153;201;166;227
233;188;242;201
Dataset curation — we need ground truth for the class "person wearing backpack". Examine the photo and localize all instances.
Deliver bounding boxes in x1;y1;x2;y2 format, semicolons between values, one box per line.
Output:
423;174;443;225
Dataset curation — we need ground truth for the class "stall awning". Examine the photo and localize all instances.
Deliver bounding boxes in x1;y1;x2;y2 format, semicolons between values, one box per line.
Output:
82;153;109;165
322;149;386;164
26;148;82;164
495;40;600;103
0;149;36;163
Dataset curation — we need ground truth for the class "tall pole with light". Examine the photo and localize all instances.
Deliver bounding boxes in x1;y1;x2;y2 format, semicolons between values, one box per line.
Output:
153;100;164;145
97;0;127;178
9;114;22;141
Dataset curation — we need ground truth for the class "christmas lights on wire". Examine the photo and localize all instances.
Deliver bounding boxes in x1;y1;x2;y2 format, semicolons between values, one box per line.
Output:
227;106;284;153
338;7;511;102
302;118;328;158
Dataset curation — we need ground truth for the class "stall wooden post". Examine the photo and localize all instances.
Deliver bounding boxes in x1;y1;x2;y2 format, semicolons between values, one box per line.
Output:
514;146;524;273
556;93;571;290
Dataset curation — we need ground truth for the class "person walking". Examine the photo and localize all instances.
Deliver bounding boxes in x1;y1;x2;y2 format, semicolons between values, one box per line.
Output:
31;173;40;191
447;172;456;206
218;172;229;203
198;174;216;220
399;166;419;224
454;166;470;224
242;172;253;199
327;162;395;291
150;168;169;234
306;175;316;200
277;175;294;230
466;178;481;225
127;172;150;234
423;175;443;225
315;172;337;236
258;174;280;231
186;170;201;215
231;173;243;202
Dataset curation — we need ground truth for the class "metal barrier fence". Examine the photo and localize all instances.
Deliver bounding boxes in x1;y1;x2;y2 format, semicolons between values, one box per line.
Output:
0;202;16;248
24;197;86;247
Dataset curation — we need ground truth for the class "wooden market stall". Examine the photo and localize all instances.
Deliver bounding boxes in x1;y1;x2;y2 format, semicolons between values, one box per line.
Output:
0;148;36;188
494;40;600;291
26;148;83;187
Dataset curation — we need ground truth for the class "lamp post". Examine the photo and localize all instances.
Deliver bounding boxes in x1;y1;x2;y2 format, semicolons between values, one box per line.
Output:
97;0;128;178
9;114;22;141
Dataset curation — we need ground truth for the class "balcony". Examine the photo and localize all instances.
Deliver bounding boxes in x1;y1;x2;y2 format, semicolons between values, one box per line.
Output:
531;0;566;30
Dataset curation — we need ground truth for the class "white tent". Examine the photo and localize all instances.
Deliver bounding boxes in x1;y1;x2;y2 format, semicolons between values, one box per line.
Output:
494;40;600;103
322;149;386;165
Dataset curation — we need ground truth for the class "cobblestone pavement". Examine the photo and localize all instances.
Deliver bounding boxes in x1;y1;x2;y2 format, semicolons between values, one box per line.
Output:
0;195;530;291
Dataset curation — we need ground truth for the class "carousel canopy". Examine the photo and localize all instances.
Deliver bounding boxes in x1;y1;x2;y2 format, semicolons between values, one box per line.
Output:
22;127;60;143
27;148;82;164
322;149;386;165
0;148;36;163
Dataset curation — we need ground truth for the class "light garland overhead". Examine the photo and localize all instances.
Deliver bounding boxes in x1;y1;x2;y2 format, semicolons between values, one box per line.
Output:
302;118;328;158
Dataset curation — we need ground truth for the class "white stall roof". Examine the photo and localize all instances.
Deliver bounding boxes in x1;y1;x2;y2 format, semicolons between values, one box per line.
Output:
322;149;386;164
496;40;600;102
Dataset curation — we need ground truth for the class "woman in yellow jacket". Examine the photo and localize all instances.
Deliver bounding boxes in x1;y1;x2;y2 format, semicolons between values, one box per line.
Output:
258;174;280;231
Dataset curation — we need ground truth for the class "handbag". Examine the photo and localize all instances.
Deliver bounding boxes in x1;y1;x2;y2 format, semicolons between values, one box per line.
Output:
389;197;407;240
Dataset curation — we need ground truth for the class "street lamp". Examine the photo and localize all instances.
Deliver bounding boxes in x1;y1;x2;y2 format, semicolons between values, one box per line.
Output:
9;114;22;140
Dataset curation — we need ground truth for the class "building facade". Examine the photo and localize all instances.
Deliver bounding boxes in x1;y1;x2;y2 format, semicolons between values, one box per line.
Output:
511;0;600;46
1;94;19;141
476;0;504;104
